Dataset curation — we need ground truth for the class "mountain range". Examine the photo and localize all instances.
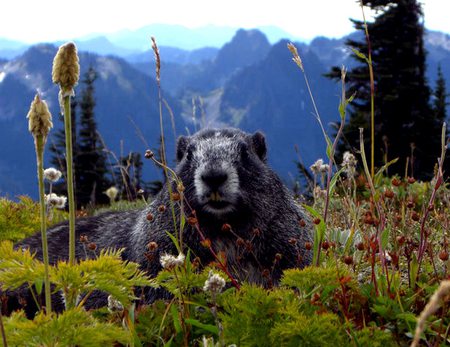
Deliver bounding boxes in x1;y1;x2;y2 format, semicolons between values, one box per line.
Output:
0;26;449;199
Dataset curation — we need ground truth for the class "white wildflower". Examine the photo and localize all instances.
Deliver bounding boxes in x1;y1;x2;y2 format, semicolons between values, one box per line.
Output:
313;186;327;199
43;167;62;182
160;253;185;269
310;159;324;174
342;151;357;177
203;271;226;294
319;163;330;173
107;295;124;313
105;186;119;202
45;193;67;209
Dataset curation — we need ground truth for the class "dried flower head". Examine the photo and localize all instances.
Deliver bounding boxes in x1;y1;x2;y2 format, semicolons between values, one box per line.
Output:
287;42;304;72
319;163;330;174
160;253;185;269
43;167;62;182
107;295;124;313
203;270;226;294
104;186;119;202
342;151;357;177
151;37;161;84
310;159;324;175
27;94;53;139
52;42;80;95
45;193;67;209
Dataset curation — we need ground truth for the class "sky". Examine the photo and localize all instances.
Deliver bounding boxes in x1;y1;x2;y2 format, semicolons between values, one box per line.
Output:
0;0;449;44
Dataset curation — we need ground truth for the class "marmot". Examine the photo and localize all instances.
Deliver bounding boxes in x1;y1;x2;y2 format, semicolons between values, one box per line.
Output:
5;128;312;314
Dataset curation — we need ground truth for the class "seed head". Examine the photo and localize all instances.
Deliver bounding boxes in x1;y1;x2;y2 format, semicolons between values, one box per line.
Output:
107;295;124;313
43;167;62;182
158;205;166;213
287;42;304;71
144;149;154;159
160;253;185;269
310;159;324;175
221;223;232;232
342;151;357;177
147;241;158;251
104;186;119;202
200;238;211;248
27;94;53;139
44;193;67;209
438;250;449;261
203;271;226;294
88;242;97;251
187;216;198;225
52;42;80;95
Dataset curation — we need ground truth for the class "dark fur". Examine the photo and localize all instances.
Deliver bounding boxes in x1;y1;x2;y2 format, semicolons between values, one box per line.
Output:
3;128;312;316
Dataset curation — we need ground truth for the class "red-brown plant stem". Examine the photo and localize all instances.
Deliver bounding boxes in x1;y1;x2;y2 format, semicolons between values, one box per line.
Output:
192;222;241;290
417;168;444;271
360;128;388;294
417;123;447;274
0;306;7;347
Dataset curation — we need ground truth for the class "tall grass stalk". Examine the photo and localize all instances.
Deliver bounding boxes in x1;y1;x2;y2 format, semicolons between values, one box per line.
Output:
36;135;52;312
417;123;447;272
63;96;77;266
51;42;79;266
359;1;376;178
151;37;180;242
27;94;53;312
359;128;388;295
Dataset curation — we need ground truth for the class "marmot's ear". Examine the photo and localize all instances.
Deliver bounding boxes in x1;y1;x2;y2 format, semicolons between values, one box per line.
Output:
251;131;267;162
176;135;190;162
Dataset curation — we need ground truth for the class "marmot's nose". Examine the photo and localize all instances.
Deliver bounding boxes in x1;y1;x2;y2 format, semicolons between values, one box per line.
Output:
201;170;228;190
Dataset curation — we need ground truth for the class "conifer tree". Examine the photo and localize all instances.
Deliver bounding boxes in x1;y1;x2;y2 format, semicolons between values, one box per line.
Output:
329;0;440;179
432;64;450;175
433;65;448;124
76;67;110;207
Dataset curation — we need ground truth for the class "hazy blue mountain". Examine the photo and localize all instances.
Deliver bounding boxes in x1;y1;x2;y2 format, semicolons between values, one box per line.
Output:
0;38;29;59
106;24;295;51
128;46;219;65
132;29;272;96
72;36;139;57
0;45;184;199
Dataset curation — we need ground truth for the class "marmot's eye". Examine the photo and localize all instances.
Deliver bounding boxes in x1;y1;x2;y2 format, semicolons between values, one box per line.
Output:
186;145;196;161
238;142;250;160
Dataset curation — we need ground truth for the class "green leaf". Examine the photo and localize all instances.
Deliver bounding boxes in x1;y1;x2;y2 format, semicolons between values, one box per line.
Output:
351;48;369;63
34;278;43;295
185;318;219;335
329;167;345;196
381;228;389;250
304;205;326;263
165;231;181;253
170;303;182;334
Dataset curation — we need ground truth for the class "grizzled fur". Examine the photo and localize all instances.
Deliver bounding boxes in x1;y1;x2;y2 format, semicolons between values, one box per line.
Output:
4;128;312;315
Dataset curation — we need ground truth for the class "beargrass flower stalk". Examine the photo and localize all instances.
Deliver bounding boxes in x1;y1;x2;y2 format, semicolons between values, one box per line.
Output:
27;94;53;313
52;42;79;266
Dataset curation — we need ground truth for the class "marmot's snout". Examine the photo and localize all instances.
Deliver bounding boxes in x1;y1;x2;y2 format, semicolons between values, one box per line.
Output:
195;163;240;215
201;169;228;190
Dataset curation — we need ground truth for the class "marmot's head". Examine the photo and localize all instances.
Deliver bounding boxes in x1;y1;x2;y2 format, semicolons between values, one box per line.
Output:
175;128;267;217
